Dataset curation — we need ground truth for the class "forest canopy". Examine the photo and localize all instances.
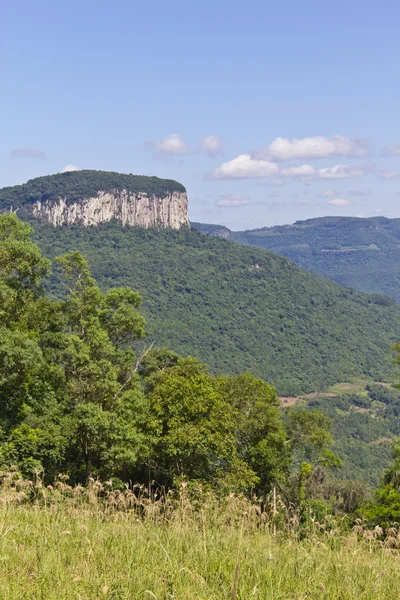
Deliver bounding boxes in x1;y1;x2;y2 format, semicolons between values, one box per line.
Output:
0;170;186;211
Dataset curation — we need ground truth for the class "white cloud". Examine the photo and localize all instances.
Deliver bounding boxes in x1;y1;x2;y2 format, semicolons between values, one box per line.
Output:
280;164;316;179
62;164;81;172
327;198;352;206
200;135;223;156
149;133;190;157
374;208;384;214
280;163;367;181
269;178;284;186
317;164;368;179
11;147;46;160
212;151;369;181
216;194;250;207
211;154;279;179
377;169;400;179
263;135;370;161
382;144;400;157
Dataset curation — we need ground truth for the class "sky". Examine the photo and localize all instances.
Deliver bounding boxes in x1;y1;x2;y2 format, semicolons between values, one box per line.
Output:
2;0;400;230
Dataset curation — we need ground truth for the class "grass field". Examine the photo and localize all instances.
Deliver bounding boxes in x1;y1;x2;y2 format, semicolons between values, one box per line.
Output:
326;378;372;396
1;483;400;599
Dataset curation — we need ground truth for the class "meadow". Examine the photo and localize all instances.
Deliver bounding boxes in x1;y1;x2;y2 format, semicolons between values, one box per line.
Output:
1;476;400;600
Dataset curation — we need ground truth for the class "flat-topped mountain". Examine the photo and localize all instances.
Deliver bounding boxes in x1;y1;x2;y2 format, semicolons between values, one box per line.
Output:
192;217;400;301
0;170;189;229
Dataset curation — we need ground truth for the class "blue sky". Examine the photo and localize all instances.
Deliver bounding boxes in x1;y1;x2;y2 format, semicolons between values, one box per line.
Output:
2;0;400;230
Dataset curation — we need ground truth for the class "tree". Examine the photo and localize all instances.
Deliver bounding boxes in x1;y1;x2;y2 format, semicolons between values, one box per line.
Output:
285;408;342;506
49;251;149;482
361;441;400;526
148;358;256;488
216;373;290;489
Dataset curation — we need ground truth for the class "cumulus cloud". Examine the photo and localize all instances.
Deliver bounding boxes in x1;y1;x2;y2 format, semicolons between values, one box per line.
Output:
200;135;223;156
262;135;370;161
280;163;368;181
327;198;352;206
62;164;81;172
212;153;369;181
280;164;316;179
216;194;250;207
382;144;400;157
11;147;46;160
148;133;190;157
318;164;368;179
211;154;279;179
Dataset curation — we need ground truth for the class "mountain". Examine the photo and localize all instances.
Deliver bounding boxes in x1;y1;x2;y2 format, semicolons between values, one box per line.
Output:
0;171;189;229
32;222;400;396
192;217;400;301
2;173;400;395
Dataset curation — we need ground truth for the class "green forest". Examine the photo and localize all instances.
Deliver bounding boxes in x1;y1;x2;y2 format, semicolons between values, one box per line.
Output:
30;221;400;395
0;212;341;492
193;216;400;302
4;213;400;599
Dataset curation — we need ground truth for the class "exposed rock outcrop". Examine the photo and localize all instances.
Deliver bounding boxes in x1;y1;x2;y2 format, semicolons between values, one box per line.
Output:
32;189;189;229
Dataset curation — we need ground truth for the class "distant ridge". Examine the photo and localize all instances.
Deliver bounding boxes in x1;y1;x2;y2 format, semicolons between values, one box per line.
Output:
192;216;400;302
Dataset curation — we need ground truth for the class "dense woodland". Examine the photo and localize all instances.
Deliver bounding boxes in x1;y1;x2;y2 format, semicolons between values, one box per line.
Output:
31;222;400;397
1;213;345;501
0;170;186;211
193;216;400;302
3;212;400;528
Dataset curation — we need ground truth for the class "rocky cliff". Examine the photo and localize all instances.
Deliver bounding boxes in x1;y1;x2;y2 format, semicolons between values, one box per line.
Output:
32;189;189;228
0;170;189;229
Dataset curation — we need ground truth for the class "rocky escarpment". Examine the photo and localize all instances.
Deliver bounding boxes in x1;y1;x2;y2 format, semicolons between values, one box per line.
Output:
0;170;190;229
32;189;189;229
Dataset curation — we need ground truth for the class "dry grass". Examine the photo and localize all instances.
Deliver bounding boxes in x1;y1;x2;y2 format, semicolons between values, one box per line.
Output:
0;473;400;599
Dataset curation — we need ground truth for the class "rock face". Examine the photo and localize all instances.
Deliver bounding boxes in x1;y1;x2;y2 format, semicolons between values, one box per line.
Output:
32;189;189;229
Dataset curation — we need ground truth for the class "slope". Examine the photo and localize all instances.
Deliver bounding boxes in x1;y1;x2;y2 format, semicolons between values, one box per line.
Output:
192;217;400;302
32;222;400;395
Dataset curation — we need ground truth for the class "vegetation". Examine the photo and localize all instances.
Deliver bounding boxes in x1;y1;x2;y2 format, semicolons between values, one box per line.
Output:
297;384;400;484
3;213;400;596
2;480;400;599
193;216;400;302
31;221;400;396
0;170;186;211
1;213;339;493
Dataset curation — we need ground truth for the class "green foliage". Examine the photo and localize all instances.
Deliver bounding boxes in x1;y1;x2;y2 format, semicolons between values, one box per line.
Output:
0;170;186;211
303;385;400;484
0;214;303;493
32;222;400;394
193;216;400;302
285;408;341;506
361;442;400;526
147;358;255;488
216;373;290;487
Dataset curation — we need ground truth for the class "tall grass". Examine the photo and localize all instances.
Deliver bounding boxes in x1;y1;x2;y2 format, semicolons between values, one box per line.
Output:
0;473;400;599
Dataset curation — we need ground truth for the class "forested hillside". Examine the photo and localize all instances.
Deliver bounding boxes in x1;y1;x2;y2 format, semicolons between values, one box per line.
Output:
192;217;400;302
32;221;400;395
